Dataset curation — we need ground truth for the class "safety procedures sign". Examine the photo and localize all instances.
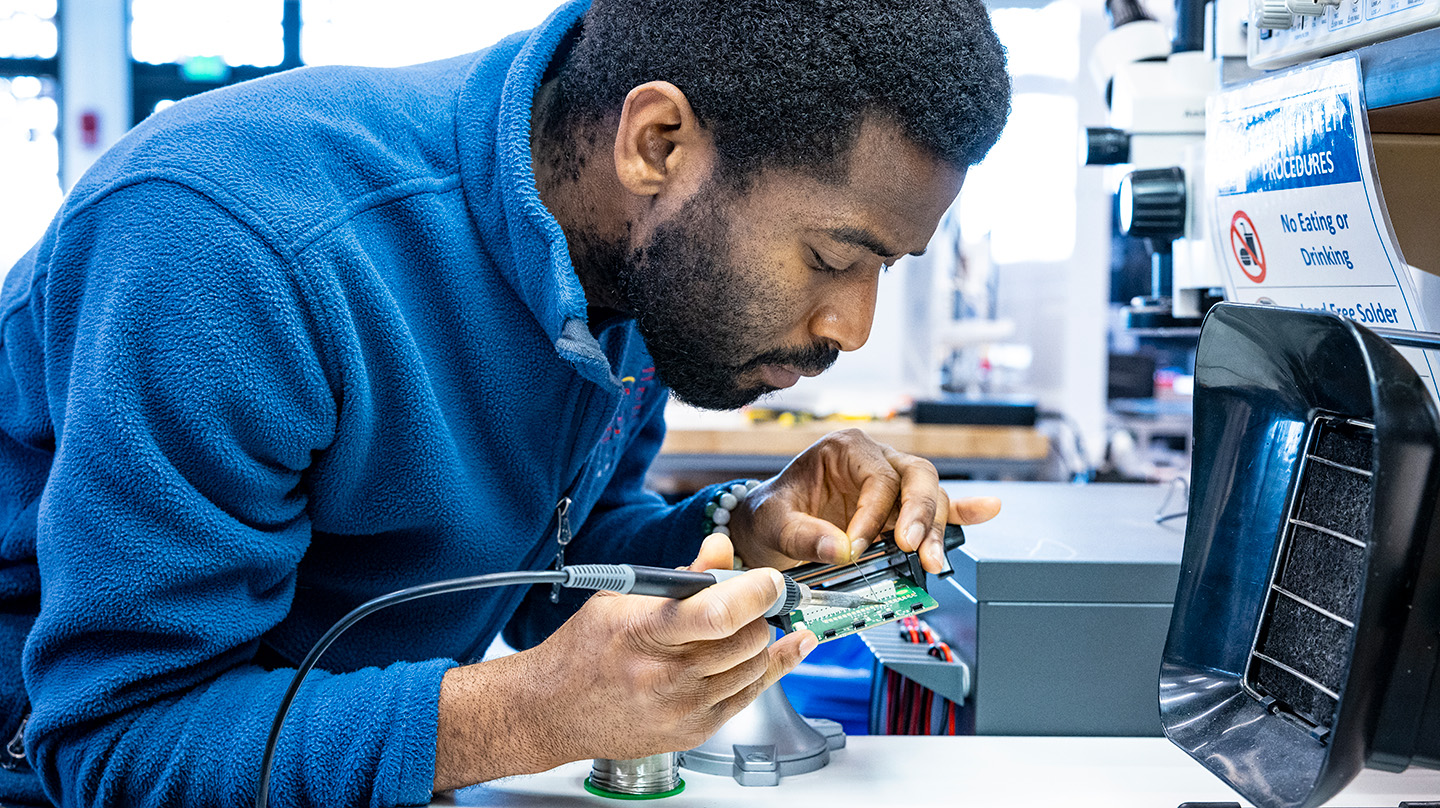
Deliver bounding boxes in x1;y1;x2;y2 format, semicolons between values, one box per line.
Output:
1206;55;1438;399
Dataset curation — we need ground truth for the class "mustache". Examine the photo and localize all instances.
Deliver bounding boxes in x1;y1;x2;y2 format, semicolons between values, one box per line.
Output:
737;340;840;376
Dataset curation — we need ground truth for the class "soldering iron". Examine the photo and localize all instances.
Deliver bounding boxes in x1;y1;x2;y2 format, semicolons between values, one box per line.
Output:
562;563;881;614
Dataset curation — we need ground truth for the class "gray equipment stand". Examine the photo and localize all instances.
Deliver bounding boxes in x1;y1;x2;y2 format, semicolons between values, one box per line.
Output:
680;683;844;786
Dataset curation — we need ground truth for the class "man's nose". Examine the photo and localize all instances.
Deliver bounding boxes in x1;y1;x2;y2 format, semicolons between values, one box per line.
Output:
806;272;880;353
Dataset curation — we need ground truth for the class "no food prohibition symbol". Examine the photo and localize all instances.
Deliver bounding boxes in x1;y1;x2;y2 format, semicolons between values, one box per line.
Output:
1230;210;1266;283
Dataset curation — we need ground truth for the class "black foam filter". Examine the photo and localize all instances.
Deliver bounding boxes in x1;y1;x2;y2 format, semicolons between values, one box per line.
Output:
1279;525;1364;620
1249;421;1374;730
1258;595;1353;692
1253;656;1339;728
1315;427;1374;470
1295;461;1373;541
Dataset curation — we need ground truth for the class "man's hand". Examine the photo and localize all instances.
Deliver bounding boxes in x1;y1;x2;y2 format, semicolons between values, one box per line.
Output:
432;535;816;791
727;428;1002;574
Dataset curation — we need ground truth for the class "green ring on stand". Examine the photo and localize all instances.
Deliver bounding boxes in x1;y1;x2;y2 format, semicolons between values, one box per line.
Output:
583;776;686;800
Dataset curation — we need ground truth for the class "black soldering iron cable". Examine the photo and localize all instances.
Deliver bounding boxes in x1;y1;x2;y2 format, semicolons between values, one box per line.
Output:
255;563;806;808
254;570;567;808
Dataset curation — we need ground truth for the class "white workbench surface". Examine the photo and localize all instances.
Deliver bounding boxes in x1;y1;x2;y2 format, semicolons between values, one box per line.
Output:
435;736;1440;807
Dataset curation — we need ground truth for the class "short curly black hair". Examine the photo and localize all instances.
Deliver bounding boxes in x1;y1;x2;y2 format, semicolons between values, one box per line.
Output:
551;0;1011;182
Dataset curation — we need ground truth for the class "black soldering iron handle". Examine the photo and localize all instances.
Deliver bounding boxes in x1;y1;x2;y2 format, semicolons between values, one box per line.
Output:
623;565;803;618
560;564;801;618
627;566;734;598
559;564;731;598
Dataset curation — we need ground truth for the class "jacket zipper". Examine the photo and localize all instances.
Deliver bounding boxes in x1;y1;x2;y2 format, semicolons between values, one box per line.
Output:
451;487;582;662
2;707;28;771
548;495;573;603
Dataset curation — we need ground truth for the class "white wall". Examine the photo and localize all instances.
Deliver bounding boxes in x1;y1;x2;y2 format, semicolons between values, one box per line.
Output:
0;1;126;276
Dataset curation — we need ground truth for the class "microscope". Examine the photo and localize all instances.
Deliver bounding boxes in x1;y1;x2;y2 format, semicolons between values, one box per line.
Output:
1085;0;1229;329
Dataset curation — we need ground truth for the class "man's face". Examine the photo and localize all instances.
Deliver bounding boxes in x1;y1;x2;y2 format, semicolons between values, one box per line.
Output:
617;117;966;410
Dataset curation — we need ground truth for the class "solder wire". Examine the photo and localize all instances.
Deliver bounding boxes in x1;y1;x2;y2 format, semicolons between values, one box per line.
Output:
850;536;881;597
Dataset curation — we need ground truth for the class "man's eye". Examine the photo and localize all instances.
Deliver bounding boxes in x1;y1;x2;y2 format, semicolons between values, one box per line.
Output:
810;248;845;275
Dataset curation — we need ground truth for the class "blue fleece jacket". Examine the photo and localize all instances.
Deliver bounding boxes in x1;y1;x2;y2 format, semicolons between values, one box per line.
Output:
0;3;718;805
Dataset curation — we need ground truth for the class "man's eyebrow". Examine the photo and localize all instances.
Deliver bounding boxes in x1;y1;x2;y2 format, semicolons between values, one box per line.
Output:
823;226;927;259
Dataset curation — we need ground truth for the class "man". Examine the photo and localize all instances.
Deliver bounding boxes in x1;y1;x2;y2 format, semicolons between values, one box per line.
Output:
0;0;1010;804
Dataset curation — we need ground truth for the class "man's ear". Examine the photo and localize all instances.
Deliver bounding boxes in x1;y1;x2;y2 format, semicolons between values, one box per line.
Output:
612;81;712;200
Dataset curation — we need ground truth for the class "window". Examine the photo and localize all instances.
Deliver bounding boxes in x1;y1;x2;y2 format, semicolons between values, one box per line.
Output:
130;0;284;68
0;0;56;59
959;0;1082;264
0;1;59;274
300;0;564;68
129;0;295;124
126;1;565;124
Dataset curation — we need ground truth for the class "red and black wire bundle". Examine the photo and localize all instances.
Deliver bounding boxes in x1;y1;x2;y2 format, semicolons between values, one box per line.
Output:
877;616;962;736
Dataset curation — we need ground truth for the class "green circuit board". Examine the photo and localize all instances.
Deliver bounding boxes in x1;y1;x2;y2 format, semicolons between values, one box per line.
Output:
779;576;938;644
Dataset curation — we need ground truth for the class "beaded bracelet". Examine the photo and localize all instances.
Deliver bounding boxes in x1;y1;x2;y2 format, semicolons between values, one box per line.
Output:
702;479;762;538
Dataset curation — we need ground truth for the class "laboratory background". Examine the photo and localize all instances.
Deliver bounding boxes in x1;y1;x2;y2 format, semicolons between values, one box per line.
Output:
5;0;1440;806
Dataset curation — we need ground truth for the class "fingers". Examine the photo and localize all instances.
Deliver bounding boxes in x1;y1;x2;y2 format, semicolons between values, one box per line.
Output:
775;512;853;567
654;568;785;644
754;429;899;566
918;487;951;574
842;441;997;575
951;495;1002;525
681;617;772;677
532;580;818;767
876;444;942;555
743;429;1002;574
818;435;944;564
687;532;736;573
697;625;781;700
840;468;900;559
918;496;1003;573
708;630;816;719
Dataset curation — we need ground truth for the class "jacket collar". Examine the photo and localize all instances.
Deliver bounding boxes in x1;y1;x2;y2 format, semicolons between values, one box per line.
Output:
456;0;620;389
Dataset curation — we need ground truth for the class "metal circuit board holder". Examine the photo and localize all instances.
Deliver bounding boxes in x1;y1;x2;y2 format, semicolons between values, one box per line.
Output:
783;524;963;597
781;525;967;700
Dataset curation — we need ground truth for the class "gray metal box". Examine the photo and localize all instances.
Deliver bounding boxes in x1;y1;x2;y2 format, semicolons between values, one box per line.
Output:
926;481;1186;736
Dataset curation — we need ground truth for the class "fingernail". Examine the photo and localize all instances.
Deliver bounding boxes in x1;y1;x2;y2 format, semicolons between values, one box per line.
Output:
925;542;944;571
799;632;819;658
905;522;925;550
819;535;845;563
849;537;868;560
767;568;786;594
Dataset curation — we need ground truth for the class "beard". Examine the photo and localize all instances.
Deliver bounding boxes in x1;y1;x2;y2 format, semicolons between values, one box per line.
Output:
609;180;839;410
